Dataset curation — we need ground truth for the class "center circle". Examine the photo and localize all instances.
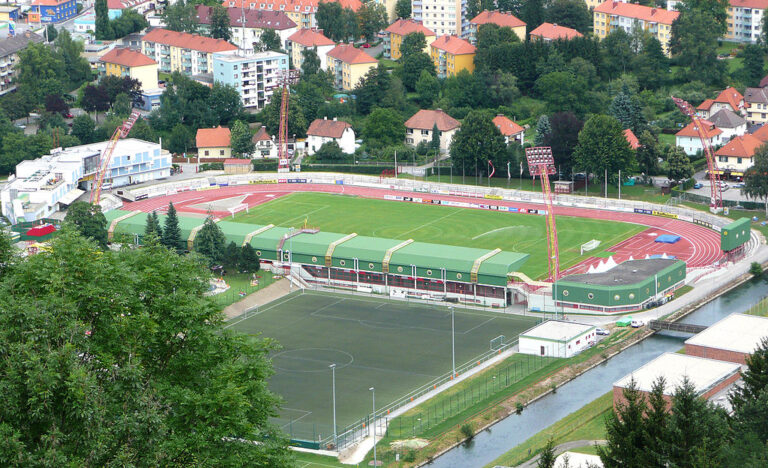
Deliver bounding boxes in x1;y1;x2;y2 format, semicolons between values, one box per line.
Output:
272;347;354;373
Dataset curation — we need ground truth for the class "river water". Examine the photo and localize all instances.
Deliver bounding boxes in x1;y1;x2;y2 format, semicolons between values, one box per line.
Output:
428;278;768;468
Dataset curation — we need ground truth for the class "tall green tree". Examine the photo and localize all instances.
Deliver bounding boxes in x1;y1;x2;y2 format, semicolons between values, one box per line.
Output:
401;52;435;91
112;92;132;118
194;216;226;266
230;120;255;157
466;0;481;21
415;69;440;107
731;337;768;435
17;42;64;108
262;96;307;138
609;85;646;134
573;115;635;181
537;437;557;468
144;211;163;241
401;32;427;59
431;123;440;152
363;108;405;148
64;202;108;249
670;8;726;85
161;0;198;33
520;0;545;30
741;44;765;86
449;111;507;177
534;71;588;115
301;47;321;75
544;111;582;177
256;29;283;52
534;115;551;146
167;123;194;155
545;0;591;33
162;202;184;253
223;241;240;271
128;117;157;142
642;377;671;467
636;130;660;177
316;2;347;41
95;0;113;40
396;0;411;18
598;379;648;466
357;2;387;42
0;228;16;280
240;243;261;273
54;29;92;87
209;4;232;41
665;146;693;183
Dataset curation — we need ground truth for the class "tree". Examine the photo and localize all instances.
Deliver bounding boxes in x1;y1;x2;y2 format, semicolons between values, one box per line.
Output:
167;123;194;155
0;227;292;466
741;44;765;86
45;93;69;115
743;143;768;215
357;2;387;43
46;24;58;42
545;0;591;33
573;115;635;181
396;0;411;18
670;9;725;85
144;211;163;241
466;0;480;20
598;379;648;467
256;29;283;52
354;64;392;115
415;69;440;107
194;216;226;266
731;337;768;423
534;71;588;115
633;36;669;90
107;10;148;40
642;377;671;467
449;111;507;177
401;52;436;91
210;4;231;40
206;83;244;126
431;123;440;152
240;244;261;273
81;84;110;121
16;42;64;108
520;0;545;30
0;228;16;280
665;146;693;183
544;112;582;177
316;2;347;42
224;241;241;271
537;437;557;468
609;85;646;134
162;202;184;253
636;130;660;177
54;29;92;87
601;28;634;77
401;32;427;59
262;96;307;138
128;117;157;142
95;0;113;40
313;141;350;162
363;108;405;148
162;0;198;33
301;47;321;75
230;120;255;157
64;202;108;249
111;92;132;118
534;115;551;146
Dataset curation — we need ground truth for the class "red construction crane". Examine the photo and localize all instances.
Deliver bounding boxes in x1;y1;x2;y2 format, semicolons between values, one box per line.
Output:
672;96;723;212
525;147;560;282
267;69;300;173
89;110;141;205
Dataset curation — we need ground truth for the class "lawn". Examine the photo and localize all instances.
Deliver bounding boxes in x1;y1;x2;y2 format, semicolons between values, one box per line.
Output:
232;192;644;280
293;451;350;468
226;290;539;446
208;271;276;308
485;392;612;467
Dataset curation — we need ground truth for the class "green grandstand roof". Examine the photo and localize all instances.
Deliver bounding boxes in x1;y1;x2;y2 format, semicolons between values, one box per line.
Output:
333;235;402;263
391;242;528;274
290;231;348;257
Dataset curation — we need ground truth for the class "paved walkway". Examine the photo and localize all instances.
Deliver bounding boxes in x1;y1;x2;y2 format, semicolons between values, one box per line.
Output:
514;440;606;468
221;277;290;320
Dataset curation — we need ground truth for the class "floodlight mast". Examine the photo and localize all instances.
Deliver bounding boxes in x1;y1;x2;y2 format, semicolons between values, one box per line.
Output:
525;147;560;282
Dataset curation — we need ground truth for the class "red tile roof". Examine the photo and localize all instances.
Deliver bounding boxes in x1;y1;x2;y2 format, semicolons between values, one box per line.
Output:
715;134;764;159
405;109;460;131
729;0;768;10
287;28;335;47
675;121;722;139
196;127;231;148
696;99;715;111
224;158;251;165
594;1;679;25
714;86;745;111
752;124;768;141
32;0;70;5
385;18;435;37
143;28;238;53
99;48;156;67
107;0;151;9
222;0;363;13
327;43;376;64
624;129;640;149
529;22;583;40
197;5;296;30
430;35;476;55
493;115;524;137
252;126;272;142
470;10;526;28
307;118;352;138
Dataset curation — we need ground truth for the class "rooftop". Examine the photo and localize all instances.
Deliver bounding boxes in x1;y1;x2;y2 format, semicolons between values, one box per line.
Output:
0;31;44;58
197;5;296;30
530;22;583;40
385;18;435;37
613;352;742;395
709;108;746;129
252;126;272;142
520;320;595;342
307;117;352;138
685;313;768;354
714;134;764;159
99;47;156;67
107;0;151;9
493;114;524;136
715;86;745;109
405;109;461;131
558;259;682;287
430;35;476;55
222;0;363;12
224;158;250;165
327;43;377;64
287;28;335;47
676;121;722;139
470;10;526;28
196;127;231;148
142;28;238;53
744;86;768;105
594;1;679;24
729;0;768;10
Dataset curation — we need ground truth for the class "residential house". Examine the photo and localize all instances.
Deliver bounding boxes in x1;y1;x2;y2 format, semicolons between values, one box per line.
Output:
29;0;77;23
493;114;525;144
697;87;746;119
726;0;768;43
384;19;436;60
529;22;583;41
412;0;467;38
0;31;44;96
714;133;764;177
372;0;397;21
212;50;289;110
675;121;723;156
141;28;238;76
430;35;475;78
108;0;155;17
287;28;335;71
624;129;640;150
593;1;679;56
326;43;377;90
0;5;20;23
306;117;355;154
468;10;526;44
744;86;768;125
197;6;297;52
196;127;232;160
98;48;158;92
405;109;461;152
708;109;747;142
252;126;278;158
221;0;363;30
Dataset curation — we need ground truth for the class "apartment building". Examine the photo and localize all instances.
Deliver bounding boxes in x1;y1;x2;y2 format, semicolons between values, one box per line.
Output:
222;0;362;30
384;18;435;60
430;35;475;78
197;6;297;52
287;28;335;71
141;29;238;75
593;1;679;56
98;48;158;92
726;0;768;43
29;0;77;23
530;22;583;41
326;43;377;90
468;10;526;44
212;50;289;109
0;32;44;96
412;0;468;37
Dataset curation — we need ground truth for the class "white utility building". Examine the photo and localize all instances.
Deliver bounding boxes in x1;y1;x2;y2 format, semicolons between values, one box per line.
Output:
518;320;597;358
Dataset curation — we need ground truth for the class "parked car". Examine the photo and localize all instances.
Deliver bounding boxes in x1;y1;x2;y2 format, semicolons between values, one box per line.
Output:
362;43;371;48
693;182;703;189
596;327;610;336
63;112;73;119
631;319;645;328
734;182;745;189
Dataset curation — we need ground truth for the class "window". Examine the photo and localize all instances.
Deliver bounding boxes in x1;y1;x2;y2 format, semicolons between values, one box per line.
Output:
220;150;225;155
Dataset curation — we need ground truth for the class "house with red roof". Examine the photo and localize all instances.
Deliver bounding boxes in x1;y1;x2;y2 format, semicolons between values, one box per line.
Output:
493;115;525;144
697;87;746;119
430;35;476;78
715;134;766;176
141;28;237;76
469;11;526;44
252;126;277;158
287;28;335;71
326;44;377;90
726;0;768;43
98;48;158;92
675;121;723;156
197;6;297;52
29;0;77;23
593;2;679;56
623;129;640;150
222;0;362;30
530;23;583;41
384;19;436;60
197;127;232;160
107;0;154;17
307;117;356;154
405;109;461;152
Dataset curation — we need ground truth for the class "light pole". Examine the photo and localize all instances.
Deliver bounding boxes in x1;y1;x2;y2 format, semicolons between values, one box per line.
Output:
370;387;377;466
330;364;337;448
451;306;455;378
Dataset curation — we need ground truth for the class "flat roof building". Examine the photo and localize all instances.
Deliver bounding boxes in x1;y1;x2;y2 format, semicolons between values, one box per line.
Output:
519;320;596;358
685;313;768;364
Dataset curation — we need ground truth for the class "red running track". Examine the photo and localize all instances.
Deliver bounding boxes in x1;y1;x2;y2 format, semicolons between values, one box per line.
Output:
123;183;723;269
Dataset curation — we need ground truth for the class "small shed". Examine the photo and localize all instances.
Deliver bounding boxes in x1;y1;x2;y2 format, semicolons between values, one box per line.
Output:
554;181;574;194
519;320;597;358
223;158;251;174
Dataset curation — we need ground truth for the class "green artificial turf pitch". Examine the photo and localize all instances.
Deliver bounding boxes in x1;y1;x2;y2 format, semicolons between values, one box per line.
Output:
232;192;645;280
225;291;539;443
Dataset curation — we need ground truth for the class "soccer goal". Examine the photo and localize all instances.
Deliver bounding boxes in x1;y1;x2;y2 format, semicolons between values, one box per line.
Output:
490;335;506;351
580;239;601;255
228;203;249;218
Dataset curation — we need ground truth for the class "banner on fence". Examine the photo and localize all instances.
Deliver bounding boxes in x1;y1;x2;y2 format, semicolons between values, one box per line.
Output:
652;210;678;219
693;219;714;229
249;179;277;184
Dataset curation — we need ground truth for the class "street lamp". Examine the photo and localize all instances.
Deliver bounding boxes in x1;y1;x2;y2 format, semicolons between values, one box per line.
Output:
370;387;377;466
330;364;337;448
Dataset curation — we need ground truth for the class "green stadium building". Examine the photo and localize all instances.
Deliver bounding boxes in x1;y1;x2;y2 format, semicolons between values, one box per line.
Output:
552;259;687;314
104;210;530;307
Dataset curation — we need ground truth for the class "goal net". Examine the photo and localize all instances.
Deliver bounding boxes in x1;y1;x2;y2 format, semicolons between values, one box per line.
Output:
490;335;506;351
228;203;249;218
580;239;601;255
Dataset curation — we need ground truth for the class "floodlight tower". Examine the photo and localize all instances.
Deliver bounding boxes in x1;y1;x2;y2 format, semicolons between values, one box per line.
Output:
525;147;560;282
267;69;300;173
671;96;723;213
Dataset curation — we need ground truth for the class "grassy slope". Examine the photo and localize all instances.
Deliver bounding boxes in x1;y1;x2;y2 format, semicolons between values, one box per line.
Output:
232;192;643;279
209;271;275;308
293;451;349;468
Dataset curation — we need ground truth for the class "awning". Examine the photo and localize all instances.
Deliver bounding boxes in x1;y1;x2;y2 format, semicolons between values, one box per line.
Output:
58;188;85;206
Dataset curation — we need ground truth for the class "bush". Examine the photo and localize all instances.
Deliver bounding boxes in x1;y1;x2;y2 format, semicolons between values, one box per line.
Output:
402;449;416;462
681;177;696;191
251;160;278;171
199;162;223;171
415;141;430;156
515;402;524;415
460;423;474;440
751;262;764;277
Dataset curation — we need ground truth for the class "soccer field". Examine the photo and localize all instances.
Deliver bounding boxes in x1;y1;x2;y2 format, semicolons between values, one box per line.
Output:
232;192;645;279
226;291;539;444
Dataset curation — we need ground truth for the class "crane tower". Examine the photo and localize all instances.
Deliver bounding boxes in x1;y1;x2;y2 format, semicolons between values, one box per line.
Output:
268;69;300;173
90;110;141;205
525;147;560;282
